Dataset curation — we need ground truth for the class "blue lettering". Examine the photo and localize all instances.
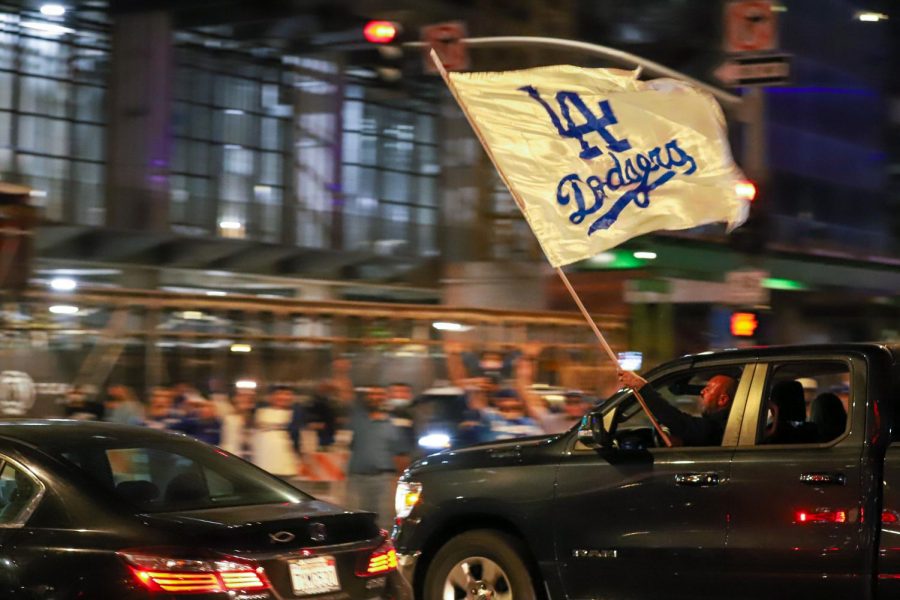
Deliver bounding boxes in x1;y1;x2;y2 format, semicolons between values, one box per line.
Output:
664;140;697;175
587;170;676;234
551;138;698;234
519;86;632;160
556;174;605;224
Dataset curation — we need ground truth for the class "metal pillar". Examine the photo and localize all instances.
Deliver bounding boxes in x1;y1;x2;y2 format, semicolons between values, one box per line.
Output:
105;11;173;232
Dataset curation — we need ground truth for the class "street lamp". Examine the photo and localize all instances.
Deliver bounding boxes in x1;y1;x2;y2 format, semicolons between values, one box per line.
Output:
40;3;66;17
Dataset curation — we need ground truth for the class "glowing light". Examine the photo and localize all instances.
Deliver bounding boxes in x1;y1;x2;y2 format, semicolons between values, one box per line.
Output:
363;20;398;44
432;322;472;332
617;351;643;371
394;482;422;518
762;277;808;291
418;433;451;449
230;343;252;353
856;11;888;22
730;312;759;337
235;380;257;390
40;3;66;16
49;305;79;315
735;180;757;202
49;277;77;291
794;509;847;524
590;252;615;265
218;220;242;230
21;21;73;35
633;251;657;260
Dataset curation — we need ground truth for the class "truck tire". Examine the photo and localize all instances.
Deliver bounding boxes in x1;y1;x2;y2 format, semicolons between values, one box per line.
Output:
423;529;537;600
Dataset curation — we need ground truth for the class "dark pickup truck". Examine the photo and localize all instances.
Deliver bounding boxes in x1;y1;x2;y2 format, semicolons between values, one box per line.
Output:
392;343;900;600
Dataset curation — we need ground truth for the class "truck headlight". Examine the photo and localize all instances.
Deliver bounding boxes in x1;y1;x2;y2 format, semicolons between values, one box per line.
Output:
395;481;422;519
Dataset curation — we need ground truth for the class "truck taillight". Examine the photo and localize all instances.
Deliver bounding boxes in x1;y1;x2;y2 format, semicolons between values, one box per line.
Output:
119;548;270;593
357;535;398;577
794;509;847;524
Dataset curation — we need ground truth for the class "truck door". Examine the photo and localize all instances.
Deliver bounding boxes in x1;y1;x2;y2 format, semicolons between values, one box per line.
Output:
725;354;873;599
878;353;900;598
553;360;754;600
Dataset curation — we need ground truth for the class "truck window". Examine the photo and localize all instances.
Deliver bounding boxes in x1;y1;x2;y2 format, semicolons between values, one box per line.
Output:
755;361;850;445
612;365;746;448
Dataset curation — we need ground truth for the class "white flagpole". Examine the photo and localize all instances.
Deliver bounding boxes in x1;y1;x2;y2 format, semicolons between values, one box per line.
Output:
429;49;672;447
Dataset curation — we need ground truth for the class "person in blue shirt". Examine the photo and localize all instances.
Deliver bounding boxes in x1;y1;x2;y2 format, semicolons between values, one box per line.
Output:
173;398;222;446
346;386;411;528
482;389;543;441
144;386;182;431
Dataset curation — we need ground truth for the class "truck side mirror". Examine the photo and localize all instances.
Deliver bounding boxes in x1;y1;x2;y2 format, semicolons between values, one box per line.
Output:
577;413;612;449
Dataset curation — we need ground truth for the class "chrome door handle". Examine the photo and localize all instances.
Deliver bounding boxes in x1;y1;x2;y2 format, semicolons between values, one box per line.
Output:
675;472;719;487
800;472;846;486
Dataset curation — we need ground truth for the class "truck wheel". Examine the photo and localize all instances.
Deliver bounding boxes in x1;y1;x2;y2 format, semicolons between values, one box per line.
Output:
423;529;537;600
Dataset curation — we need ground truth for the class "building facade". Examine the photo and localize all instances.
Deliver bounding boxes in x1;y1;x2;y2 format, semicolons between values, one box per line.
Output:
0;0;896;368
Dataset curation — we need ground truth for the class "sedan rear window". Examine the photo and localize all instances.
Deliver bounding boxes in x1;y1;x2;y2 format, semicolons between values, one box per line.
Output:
49;437;311;513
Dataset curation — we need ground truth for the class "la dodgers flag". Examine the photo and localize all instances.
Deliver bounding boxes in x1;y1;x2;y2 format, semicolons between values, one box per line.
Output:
445;64;749;267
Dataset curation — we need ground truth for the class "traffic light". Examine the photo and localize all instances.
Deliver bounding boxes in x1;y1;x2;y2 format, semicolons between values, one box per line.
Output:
730;311;759;337
0;183;38;295
363;20;399;44
355;19;406;83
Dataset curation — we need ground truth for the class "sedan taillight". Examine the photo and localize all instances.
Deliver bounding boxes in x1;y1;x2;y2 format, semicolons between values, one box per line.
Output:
356;536;398;577
119;548;270;594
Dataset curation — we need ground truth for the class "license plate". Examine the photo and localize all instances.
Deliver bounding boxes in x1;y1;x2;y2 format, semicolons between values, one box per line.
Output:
289;556;341;596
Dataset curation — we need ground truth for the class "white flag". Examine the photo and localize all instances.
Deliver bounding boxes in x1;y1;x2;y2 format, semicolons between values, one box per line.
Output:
446;65;749;267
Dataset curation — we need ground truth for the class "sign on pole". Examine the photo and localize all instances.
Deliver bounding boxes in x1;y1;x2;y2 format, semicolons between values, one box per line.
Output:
725;269;770;306
723;0;777;54
715;54;790;87
718;1;790;88
421;21;469;74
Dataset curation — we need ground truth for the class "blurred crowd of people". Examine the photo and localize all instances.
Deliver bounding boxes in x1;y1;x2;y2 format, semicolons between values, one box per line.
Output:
59;348;594;526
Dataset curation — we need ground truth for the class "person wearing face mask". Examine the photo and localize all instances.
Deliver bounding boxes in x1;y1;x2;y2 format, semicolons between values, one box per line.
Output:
482;389;543;441
444;342;515;386
346;386;411;528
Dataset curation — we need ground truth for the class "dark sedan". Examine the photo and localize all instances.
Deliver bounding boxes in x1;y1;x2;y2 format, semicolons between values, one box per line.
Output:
0;420;411;599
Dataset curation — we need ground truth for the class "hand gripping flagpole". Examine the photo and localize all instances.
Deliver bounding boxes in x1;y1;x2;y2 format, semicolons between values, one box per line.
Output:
429;50;672;448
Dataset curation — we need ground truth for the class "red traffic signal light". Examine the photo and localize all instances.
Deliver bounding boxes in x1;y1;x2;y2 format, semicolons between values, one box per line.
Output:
730;312;759;337
735;179;757;202
364;20;399;44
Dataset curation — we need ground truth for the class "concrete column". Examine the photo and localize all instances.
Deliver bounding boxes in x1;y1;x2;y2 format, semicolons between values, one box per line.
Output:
290;54;342;249
105;11;173;232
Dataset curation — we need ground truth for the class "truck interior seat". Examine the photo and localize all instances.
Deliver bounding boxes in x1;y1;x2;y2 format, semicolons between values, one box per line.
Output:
809;392;847;442
765;381;820;444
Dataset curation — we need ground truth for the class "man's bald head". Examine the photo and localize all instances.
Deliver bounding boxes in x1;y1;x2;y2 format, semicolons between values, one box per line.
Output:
699;375;737;416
